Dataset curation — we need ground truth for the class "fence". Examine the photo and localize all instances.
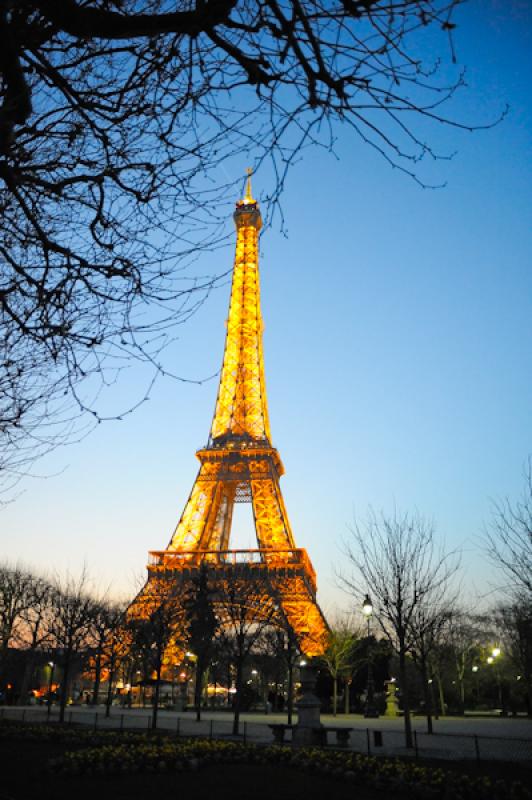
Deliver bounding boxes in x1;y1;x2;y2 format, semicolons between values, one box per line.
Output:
0;706;530;765
350;726;532;764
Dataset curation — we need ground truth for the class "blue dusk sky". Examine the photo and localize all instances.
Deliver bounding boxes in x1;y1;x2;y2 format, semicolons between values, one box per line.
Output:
2;1;531;618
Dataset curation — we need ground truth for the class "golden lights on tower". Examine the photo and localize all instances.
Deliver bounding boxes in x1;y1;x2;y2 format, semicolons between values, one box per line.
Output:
128;171;328;658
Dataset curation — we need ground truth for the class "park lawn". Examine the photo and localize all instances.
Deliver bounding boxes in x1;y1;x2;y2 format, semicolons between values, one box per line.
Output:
0;739;376;800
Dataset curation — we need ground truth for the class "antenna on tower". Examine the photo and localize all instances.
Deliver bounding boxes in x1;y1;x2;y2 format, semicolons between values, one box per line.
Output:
244;167;254;204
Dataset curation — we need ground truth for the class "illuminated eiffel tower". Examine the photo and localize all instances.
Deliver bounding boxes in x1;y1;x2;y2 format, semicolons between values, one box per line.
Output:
131;173;328;657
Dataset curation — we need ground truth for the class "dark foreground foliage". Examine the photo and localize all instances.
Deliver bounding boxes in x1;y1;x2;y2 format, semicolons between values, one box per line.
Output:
0;722;530;800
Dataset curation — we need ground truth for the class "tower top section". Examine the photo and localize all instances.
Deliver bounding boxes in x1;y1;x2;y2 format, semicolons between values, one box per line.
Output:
234;168;262;230
209;174;270;445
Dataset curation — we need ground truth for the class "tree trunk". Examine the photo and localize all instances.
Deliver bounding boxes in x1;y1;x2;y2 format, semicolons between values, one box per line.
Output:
344;677;350;715
232;657;243;736
287;662;293;725
456;658;465;714
212;671;217;709
398;647;413;748
332;675;338;716
420;656;433;735
429;673;438;722
105;654;116;718
194;657;204;722
152;661;162;730
436;670;446;716
92;648;102;706
59;653;71;723
17;650;37;705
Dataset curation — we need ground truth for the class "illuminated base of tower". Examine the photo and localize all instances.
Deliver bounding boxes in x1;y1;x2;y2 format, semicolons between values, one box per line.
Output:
129;548;328;658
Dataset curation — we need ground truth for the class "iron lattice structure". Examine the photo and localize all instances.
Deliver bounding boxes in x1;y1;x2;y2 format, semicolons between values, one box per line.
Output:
129;175;328;657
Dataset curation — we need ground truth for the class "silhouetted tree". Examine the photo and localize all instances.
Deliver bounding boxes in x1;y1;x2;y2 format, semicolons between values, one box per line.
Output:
411;603;454;732
215;576;281;734
182;564;219;721
88;597;126;707
339;507;460;747
0;1;501;481
49;570;97;722
15;574;54;704
496;600;532;717
100;603;128;718
486;459;532;601
0;563;34;692
127;579;183;729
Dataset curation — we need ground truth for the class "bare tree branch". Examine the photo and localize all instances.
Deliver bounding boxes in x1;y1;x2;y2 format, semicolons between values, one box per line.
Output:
485;458;532;600
338;506;460;746
0;1;504;482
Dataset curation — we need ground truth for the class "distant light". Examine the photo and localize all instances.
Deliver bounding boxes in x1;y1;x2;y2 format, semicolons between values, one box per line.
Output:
487;656;494;665
492;647;501;658
48;661;54;668
300;660;307;667
517;675;522;681
186;651;195;658
251;669;258;675
472;665;479;673
427;679;433;684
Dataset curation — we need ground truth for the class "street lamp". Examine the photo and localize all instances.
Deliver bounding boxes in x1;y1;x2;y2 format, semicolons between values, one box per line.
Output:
362;594;372;625
362;594;379;718
471;665;480;705
488;647;504;711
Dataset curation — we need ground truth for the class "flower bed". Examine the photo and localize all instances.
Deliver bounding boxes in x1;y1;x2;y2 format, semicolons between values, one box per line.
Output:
1;722;528;799
44;737;530;800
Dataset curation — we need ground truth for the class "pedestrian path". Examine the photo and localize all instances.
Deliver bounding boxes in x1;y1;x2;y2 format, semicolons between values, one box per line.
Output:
2;706;531;764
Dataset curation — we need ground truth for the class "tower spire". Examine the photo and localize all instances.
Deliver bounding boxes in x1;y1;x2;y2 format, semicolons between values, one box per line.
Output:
244;167;254;204
209;169;268;444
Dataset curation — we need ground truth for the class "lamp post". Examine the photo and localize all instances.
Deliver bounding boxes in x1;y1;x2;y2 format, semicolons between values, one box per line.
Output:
46;661;55;719
472;665;479;706
488;647;504;712
362;594;379;718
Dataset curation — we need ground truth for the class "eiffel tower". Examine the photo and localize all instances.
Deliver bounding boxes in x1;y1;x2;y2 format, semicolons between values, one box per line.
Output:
130;173;328;657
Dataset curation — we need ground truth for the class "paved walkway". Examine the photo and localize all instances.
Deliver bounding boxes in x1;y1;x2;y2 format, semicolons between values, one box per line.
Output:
3;706;531;764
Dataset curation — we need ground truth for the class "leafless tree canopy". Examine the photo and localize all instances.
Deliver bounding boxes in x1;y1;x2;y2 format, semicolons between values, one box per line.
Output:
340;509;460;645
0;1;499;481
485;459;532;600
339;507;460;745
